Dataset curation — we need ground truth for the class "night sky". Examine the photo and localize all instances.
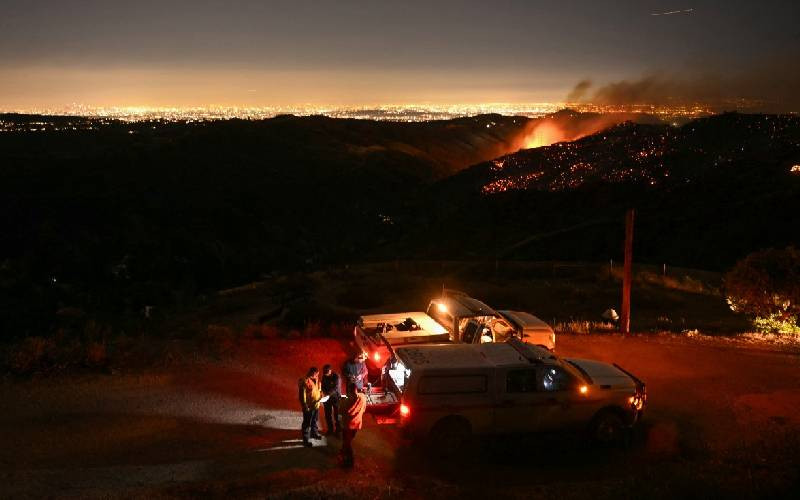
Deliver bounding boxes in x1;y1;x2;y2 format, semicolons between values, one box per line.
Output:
1;0;798;109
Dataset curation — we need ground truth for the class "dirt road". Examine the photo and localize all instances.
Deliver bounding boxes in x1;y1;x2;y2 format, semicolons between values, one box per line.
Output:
2;335;799;498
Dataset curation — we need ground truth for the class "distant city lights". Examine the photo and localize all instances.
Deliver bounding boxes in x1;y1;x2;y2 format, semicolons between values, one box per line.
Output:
0;102;722;124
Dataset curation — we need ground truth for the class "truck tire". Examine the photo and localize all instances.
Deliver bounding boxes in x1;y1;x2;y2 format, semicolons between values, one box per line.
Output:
590;409;625;446
429;416;471;455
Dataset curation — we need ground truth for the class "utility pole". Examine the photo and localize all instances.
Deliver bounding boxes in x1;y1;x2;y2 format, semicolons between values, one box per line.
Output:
620;209;635;336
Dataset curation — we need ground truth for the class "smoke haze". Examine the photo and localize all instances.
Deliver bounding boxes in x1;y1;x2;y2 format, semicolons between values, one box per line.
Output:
568;55;800;112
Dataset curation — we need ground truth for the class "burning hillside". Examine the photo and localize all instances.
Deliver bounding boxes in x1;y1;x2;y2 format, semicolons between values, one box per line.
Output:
514;110;660;151
482;114;800;195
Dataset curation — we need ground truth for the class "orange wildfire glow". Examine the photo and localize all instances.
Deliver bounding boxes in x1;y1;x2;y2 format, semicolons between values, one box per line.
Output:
523;121;567;148
516;113;641;152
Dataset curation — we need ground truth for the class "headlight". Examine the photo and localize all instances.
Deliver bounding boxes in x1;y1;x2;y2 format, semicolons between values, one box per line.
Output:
629;392;645;411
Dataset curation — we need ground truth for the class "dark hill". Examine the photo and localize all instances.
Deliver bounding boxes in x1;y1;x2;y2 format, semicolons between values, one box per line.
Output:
0;113;530;336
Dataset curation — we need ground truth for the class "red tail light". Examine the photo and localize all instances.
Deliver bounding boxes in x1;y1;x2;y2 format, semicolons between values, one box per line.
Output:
373;351;381;363
399;403;410;418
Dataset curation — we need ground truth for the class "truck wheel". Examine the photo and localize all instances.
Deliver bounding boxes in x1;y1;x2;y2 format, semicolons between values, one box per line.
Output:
590;410;624;446
429;416;471;455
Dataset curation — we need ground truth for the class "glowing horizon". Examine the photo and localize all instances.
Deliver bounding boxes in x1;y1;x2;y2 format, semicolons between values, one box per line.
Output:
2;2;798;113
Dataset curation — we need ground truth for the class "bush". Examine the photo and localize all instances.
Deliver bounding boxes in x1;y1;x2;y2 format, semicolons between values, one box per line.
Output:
84;341;109;368
554;320;614;334
204;324;239;356
242;323;280;339
8;336;56;374
724;247;800;333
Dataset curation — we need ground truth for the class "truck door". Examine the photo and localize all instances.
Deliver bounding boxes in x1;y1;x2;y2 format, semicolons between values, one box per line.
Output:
493;368;550;434
534;366;586;431
365;359;406;423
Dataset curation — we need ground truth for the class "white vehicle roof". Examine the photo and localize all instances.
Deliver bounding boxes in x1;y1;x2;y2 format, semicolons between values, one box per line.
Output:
359;312;449;335
498;310;554;333
396;341;555;371
429;294;498;318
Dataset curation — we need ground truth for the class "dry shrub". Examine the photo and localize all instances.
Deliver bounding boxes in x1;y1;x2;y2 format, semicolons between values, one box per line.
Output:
554;320;614;334
336;285;387;309
298;320;353;338
84;341;108;368
8;336;56;374
302;321;324;337
327;322;353;339
639;271;708;294
242;323;280;339
204;324;239;356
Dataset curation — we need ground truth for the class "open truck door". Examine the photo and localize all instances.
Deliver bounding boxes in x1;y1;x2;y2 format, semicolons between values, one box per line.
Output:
364;354;409;424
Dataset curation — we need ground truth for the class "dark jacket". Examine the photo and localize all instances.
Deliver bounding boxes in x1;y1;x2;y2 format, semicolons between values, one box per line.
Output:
321;372;341;397
342;360;368;389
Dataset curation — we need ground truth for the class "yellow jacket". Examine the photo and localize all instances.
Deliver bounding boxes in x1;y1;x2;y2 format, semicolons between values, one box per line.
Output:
298;376;322;411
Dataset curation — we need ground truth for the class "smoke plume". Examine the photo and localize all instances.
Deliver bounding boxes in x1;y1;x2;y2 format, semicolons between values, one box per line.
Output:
569;54;800;112
566;79;592;102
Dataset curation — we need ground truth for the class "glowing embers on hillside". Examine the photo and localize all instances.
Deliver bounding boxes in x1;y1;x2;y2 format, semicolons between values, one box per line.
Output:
481;170;545;194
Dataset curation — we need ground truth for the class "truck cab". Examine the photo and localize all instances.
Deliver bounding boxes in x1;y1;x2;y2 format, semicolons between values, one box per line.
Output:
372;339;646;447
425;292;499;343
427;292;555;350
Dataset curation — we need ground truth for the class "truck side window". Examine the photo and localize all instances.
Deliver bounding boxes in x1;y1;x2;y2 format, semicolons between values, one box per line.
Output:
506;369;537;393
418;375;487;394
462;321;480;344
540;367;571;392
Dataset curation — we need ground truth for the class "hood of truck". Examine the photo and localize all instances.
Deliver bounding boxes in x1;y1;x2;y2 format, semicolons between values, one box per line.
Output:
565;358;637;390
498;310;553;334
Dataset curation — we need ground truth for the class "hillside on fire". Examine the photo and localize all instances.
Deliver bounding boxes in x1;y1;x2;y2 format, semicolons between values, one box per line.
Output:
399;113;800;270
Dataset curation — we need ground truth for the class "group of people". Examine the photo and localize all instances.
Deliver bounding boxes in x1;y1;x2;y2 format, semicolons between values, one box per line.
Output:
298;351;369;467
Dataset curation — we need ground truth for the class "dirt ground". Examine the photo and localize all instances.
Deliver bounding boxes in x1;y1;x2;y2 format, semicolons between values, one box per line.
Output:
2;334;799;499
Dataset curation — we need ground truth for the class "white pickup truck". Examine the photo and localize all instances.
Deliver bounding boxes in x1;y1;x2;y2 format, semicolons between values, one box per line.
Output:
368;338;646;449
354;292;555;378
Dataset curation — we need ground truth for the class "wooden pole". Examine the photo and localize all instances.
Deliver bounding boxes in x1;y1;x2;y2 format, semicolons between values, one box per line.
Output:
620;209;635;336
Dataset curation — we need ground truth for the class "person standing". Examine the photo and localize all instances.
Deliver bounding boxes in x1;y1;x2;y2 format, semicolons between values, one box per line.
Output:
321;364;341;435
339;382;367;467
342;351;369;391
298;366;322;447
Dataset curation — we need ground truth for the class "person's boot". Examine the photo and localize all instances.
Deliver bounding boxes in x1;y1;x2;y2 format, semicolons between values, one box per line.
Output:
303;439;313;447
